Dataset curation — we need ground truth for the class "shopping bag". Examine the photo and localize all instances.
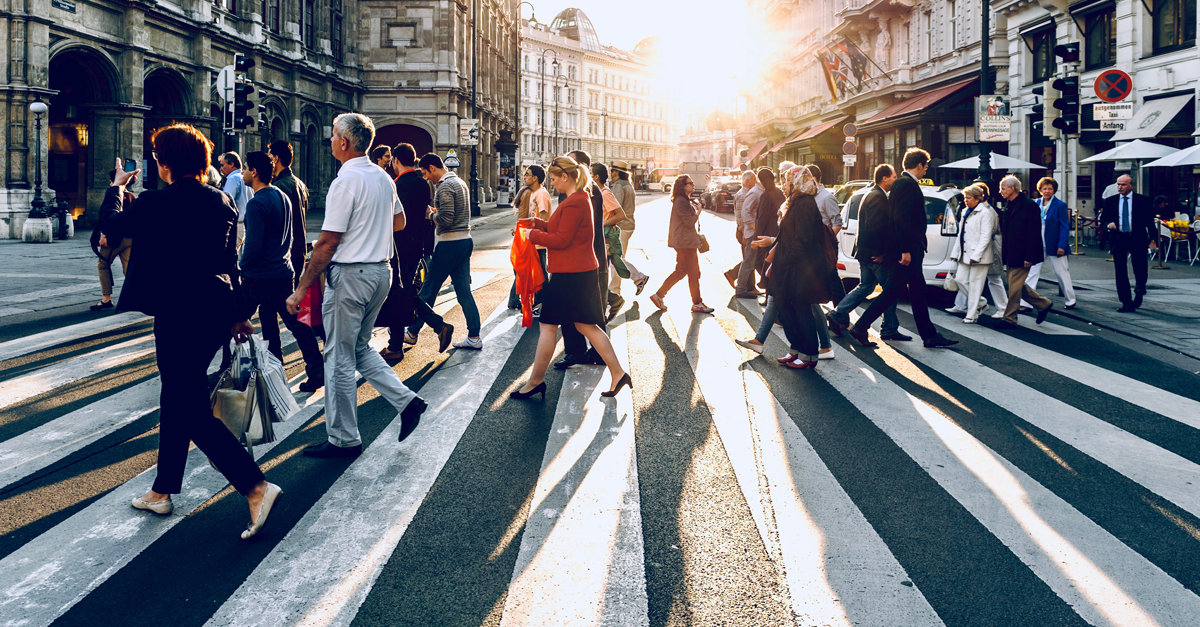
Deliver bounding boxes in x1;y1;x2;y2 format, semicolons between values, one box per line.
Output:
298;272;324;328
209;343;277;461
250;335;301;422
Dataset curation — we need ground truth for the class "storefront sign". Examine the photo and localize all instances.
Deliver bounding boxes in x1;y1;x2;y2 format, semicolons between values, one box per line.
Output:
1100;121;1127;132
1093;103;1134;120
1094;69;1133;103
976;95;1011;143
458;119;479;146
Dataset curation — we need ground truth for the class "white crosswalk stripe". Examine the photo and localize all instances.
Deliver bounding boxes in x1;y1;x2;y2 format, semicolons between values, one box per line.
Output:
4;202;1200;627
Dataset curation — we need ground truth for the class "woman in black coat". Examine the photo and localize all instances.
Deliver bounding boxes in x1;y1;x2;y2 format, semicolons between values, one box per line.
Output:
100;124;281;540
763;166;834;369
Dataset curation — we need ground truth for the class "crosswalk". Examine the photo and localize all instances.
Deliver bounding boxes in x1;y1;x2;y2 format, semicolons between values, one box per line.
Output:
3;203;1200;627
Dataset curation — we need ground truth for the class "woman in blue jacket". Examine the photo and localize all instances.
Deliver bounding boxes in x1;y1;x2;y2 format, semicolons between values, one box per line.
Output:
1025;176;1077;309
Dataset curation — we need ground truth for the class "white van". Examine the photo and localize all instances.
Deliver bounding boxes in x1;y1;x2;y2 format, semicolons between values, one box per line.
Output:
835;182;964;288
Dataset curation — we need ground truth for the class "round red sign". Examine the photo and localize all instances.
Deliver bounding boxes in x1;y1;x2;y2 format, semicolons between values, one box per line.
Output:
843;123;858;137
842;141;857;155
1094;69;1133;103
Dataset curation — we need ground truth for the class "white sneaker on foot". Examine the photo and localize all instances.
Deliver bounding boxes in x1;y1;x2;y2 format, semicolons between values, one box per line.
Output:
991;310;1006;319
735;339;764;354
818;348;836;360
404;331;418;345
945;307;967;314
453;337;483;350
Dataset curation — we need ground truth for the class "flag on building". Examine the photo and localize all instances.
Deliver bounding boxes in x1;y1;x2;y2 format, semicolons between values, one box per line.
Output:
816;49;846;102
838;38;871;84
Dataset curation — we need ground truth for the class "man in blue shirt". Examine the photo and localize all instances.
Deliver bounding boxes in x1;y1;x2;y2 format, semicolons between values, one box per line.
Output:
220;152;254;250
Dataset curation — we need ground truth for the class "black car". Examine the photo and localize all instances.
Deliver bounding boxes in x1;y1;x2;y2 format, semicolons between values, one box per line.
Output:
712;182;743;213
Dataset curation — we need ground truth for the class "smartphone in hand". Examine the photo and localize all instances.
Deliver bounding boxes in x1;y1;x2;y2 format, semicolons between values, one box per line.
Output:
123;158;138;185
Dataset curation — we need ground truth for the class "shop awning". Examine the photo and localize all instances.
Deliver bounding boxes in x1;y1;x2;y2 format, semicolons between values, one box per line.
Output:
770;128;810;152
1111;95;1193;141
860;79;975;128
794;117;849;143
743;140;769;164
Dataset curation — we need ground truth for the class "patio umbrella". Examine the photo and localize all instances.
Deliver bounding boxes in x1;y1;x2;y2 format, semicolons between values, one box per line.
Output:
938;154;1046;170
1081;139;1176;162
1141;143;1200;168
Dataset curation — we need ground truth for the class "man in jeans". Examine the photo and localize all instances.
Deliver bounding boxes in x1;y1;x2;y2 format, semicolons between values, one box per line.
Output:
826;164;906;340
405;153;483;350
287;113;427;457
239;151;324;392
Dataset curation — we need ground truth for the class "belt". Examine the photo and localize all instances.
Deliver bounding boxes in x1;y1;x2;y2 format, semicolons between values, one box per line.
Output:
330;261;389;266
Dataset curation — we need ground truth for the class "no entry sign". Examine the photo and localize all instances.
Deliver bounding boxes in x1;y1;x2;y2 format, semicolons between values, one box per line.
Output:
1094;69;1133;103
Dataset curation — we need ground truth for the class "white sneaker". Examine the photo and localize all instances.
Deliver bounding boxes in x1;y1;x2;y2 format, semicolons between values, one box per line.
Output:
945;307;967;314
991;310;1006;319
403;331;418;345
453;337;483;350
735;339;765;354
818;348;836;360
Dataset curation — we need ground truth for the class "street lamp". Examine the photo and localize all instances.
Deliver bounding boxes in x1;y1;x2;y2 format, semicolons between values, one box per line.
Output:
540;49;558;162
469;0;480;217
23;96;53;244
601;109;609;165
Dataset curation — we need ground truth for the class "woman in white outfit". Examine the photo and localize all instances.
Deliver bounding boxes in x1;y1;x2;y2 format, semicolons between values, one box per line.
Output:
950;184;1001;323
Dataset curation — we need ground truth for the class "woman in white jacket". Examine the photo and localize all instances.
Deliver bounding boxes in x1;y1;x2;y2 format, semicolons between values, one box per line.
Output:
950;184;1001;323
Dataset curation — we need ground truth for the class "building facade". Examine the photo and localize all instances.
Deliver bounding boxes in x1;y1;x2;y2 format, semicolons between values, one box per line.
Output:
518;19;584;165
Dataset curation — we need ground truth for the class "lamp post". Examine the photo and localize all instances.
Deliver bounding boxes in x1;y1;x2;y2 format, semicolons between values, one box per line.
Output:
539;49;558;162
469;0;481;217
22;96;53;243
975;6;992;187
602;109;608;165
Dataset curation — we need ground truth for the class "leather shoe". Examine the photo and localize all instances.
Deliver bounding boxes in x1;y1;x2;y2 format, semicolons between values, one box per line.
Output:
303;441;362;458
437;323;455;354
923;335;959;348
398;397;426;442
845;325;877;347
724;268;738;289
380;347;405;362
1035;304;1052;325
298;375;324;393
879;332;912;342
825;312;844;337
1116;305;1137;313
554;353;587;370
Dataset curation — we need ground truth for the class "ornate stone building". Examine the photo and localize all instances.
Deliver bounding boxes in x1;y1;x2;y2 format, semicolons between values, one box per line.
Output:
0;0;518;238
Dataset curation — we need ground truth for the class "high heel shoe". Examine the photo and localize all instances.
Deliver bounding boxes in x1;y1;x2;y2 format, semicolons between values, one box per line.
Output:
510;381;547;401
601;373;632;397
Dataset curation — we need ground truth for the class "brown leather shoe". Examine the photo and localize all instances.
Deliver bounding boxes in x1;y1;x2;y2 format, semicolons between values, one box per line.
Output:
380;347;405;362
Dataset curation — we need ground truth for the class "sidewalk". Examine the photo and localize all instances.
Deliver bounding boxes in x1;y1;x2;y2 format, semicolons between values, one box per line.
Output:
1036;243;1200;359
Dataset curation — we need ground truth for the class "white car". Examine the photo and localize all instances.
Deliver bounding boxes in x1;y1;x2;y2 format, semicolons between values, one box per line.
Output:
835;183;964;288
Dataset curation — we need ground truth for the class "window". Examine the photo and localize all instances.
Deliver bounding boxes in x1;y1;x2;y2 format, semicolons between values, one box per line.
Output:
568;88;576;104
1154;0;1197;51
302;0;315;50
331;0;343;61
523;80;528;96
949;0;957;48
1085;8;1116;68
261;0;280;32
925;12;934;60
215;0;236;12
553;86;560;102
1030;29;1056;82
568;65;576;80
524;56;529;70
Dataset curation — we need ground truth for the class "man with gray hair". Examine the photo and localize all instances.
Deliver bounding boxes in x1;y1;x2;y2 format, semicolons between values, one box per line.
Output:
287;112;427;458
725;169;762;296
998;175;1053;327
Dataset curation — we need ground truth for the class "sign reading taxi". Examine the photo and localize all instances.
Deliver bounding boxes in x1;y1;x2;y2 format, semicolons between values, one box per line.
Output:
1094;69;1133;103
1093;102;1133;120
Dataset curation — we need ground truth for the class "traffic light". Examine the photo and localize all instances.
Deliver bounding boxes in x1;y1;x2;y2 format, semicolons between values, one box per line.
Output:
258;91;269;130
233;83;255;129
1054;42;1080;64
234;54;256;73
1032;79;1060;139
1052;75;1080;135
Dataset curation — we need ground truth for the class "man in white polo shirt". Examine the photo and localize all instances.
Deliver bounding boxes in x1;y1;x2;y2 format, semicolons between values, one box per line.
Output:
287;112;427;458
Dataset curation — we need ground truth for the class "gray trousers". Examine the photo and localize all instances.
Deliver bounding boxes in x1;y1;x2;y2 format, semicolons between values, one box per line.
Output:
322;262;418;447
736;237;759;294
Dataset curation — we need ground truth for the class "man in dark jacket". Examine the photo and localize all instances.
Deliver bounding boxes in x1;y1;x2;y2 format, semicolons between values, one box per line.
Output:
754;168;785;271
827;164;902;338
846;149;957;348
556;149;610;369
1101;173;1158;312
999;175;1053;327
267;141;309;287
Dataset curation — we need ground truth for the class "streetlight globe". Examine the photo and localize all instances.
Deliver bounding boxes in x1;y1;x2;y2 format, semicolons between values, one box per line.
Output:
29;99;48;115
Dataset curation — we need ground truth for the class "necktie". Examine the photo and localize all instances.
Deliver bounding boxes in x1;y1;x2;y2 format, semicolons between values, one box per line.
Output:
1121;195;1131;233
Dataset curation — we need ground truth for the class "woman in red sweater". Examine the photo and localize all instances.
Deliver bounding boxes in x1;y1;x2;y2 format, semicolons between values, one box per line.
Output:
511;156;631;400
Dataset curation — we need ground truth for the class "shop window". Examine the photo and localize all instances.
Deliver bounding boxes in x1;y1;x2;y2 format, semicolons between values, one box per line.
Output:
261;0;280;33
302;0;315;50
331;0;343;62
1029;29;1057;82
948;126;977;162
1154;0;1197;52
1085;8;1116;68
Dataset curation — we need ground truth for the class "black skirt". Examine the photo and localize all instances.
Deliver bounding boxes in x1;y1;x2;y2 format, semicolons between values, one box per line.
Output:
539;268;605;327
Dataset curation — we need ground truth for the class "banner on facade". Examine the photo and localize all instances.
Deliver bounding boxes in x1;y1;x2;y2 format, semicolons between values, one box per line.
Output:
976;95;1011;143
459;119;479;146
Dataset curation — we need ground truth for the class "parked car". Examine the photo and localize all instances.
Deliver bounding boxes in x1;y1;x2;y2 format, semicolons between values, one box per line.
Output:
710;181;743;213
835;182;964;289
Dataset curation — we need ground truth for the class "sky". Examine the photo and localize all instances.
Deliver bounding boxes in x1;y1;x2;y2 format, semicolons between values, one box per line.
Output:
520;0;748;111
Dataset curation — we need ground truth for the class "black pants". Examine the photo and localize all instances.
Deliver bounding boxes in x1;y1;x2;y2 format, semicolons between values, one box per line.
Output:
389;254;445;349
154;316;265;495
1111;233;1149;306
221;276;324;378
563;261;609;355
776;294;818;359
855;257;937;340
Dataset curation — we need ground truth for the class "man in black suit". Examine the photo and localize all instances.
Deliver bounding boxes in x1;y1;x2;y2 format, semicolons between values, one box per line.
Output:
846;148;958;348
826;164;905;340
998;175;1053;327
1101;174;1157;312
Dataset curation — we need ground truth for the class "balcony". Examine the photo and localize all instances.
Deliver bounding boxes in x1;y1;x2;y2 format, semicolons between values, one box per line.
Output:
831;0;914;40
762;0;797;20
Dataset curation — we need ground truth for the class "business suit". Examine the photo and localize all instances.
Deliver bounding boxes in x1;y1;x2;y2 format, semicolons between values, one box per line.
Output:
1001;191;1052;324
100;178;265;496
1025;195;1076;307
1101;191;1156;308
830;185;900;335
854;171;937;340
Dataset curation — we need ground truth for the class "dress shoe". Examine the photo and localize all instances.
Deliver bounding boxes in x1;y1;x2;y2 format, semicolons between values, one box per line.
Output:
398;397;426;442
1035;304;1053;325
132;495;174;515
90;300;114;311
298;375;324;393
437;323;455;353
1065;303;1076;310
1133;295;1144;309
785;358;818;370
723;269;738;289
1018;306;1033;315
241;483;282;540
555;353;587;370
845;325;877;347
923;335;959;348
601;373;633;397
777;353;799;364
380;347;405;362
303;441;362;458
1117;305;1137;313
879;332;912;342
510;381;547;400
825;312;845;337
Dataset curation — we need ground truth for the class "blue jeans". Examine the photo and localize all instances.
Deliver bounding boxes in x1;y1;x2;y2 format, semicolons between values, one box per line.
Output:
754;296;832;349
408;238;481;337
832;261;899;336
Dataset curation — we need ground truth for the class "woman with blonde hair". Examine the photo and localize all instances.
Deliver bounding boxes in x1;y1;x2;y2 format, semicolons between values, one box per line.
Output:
950;183;1002;323
511;156;631;400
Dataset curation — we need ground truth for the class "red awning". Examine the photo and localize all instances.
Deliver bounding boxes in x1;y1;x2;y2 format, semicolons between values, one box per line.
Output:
770;127;810;152
793;116;850;143
862;79;975;127
743;140;769;164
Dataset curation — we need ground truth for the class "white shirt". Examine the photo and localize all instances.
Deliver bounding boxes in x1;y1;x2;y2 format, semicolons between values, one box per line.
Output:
222;169;254;221
321;156;405;264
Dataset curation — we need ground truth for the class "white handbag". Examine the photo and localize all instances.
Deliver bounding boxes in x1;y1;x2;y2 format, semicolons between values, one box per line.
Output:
943;262;960;292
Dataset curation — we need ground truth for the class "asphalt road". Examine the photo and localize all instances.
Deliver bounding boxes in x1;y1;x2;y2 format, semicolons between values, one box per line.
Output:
3;191;1200;627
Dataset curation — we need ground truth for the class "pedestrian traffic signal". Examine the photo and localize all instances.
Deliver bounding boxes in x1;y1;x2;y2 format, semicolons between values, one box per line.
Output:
1052;75;1080;135
1032;80;1061;139
1054;42;1080;64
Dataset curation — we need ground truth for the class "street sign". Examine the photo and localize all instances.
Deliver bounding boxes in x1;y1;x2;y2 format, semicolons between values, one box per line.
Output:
1094;69;1133;103
842;141;857;155
842;154;857;165
215;65;235;103
844;136;856;142
445;149;461;169
459;119;479;146
1100;120;1127;132
843;123;857;137
1093;102;1133;120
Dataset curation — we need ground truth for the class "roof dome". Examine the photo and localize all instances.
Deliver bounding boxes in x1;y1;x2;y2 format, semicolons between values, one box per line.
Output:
633;36;661;58
550;8;602;52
